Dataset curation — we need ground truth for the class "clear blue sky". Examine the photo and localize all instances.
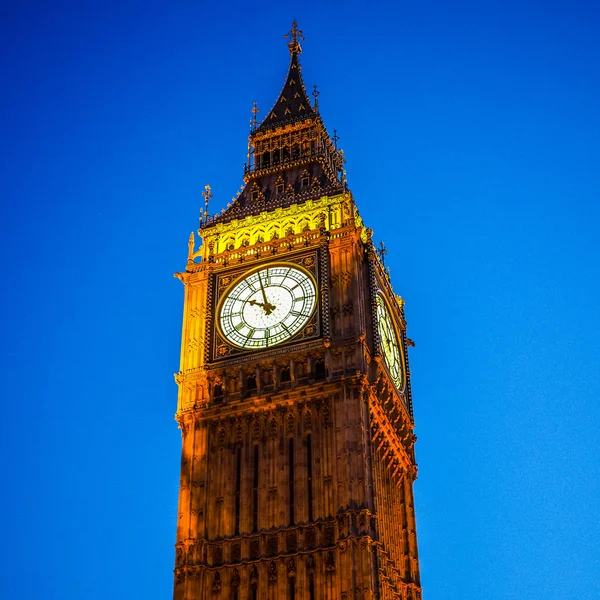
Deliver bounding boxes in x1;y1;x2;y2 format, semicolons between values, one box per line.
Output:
1;1;599;598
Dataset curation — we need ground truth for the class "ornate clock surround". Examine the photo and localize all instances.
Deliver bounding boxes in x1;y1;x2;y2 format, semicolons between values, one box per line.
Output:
369;256;411;405
375;292;407;394
209;249;323;363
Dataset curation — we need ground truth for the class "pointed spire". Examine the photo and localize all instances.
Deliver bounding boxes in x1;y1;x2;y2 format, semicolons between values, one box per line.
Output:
256;20;315;133
203;23;347;229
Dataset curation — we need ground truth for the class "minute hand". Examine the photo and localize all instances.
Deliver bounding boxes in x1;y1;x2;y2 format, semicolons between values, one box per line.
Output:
257;277;276;315
258;275;269;305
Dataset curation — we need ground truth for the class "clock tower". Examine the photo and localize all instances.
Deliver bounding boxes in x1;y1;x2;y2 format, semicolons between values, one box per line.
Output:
173;22;422;600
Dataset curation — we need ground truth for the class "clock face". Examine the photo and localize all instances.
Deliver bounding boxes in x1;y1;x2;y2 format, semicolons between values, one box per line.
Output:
376;294;404;389
218;264;317;350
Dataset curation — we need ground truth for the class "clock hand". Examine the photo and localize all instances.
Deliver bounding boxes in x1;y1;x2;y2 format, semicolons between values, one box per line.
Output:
249;299;266;308
249;297;277;315
257;276;276;315
258;275;269;304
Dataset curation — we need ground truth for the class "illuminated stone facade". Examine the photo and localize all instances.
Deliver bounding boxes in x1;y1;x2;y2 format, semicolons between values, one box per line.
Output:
173;22;421;600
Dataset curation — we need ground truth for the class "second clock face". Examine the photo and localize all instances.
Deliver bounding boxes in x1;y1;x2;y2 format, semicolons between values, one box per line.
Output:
376;294;404;390
218;265;317;350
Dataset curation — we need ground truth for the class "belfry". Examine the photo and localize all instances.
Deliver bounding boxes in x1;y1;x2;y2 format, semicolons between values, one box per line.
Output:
173;21;422;599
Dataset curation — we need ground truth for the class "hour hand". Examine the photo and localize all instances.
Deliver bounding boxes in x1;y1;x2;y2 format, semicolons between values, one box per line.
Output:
249;299;276;315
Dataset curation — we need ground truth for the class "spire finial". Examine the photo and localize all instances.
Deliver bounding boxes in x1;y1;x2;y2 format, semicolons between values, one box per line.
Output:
251;101;259;131
377;241;388;266
333;129;339;150
285;19;304;55
200;184;212;226
187;232;195;264
312;84;320;110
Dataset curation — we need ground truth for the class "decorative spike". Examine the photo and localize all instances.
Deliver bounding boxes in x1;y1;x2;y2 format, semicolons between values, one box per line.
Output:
201;185;212;225
377;241;388;266
285;19;304;55
312;84;320;110
251;101;259;130
332;129;340;150
187;232;195;264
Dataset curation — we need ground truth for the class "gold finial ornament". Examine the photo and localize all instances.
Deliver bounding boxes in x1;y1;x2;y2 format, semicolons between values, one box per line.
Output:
377;240;388;266
187;232;195;264
312;84;320;110
285;19;304;54
251;101;259;131
200;184;212;226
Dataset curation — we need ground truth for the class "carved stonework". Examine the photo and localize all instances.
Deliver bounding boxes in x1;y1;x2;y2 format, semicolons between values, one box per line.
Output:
250;565;259;587
212;572;221;593
269;416;278;439
286;411;295;437
231;567;240;589
268;561;278;584
303;408;312;432
325;551;335;574
306;554;315;577
252;419;260;441
287;557;296;579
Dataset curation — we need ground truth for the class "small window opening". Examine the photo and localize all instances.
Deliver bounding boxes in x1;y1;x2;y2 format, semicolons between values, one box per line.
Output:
234;447;241;535
247;374;258;395
213;384;223;403
314;360;326;381
253;444;259;532
307;434;314;521
289;438;295;525
280;366;291;384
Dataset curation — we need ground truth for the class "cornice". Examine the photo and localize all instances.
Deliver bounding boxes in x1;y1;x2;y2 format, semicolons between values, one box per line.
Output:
175;376;362;423
201;192;350;238
369;388;417;480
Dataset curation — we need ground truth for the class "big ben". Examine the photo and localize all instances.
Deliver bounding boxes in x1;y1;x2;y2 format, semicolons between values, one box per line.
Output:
173;21;422;600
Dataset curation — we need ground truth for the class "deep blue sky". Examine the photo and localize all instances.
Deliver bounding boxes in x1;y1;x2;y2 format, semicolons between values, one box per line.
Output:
1;1;599;599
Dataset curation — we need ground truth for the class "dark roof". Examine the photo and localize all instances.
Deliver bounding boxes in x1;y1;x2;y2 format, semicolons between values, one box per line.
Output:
255;50;316;133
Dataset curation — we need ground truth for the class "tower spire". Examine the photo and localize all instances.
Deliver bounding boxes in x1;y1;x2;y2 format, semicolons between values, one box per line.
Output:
256;20;314;133
203;23;345;228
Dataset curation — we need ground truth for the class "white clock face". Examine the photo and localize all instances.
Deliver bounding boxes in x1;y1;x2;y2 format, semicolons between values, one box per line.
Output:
376;294;403;389
218;265;317;349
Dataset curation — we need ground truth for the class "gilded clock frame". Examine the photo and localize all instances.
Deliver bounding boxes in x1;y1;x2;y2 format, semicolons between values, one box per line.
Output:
375;291;407;394
210;250;322;363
